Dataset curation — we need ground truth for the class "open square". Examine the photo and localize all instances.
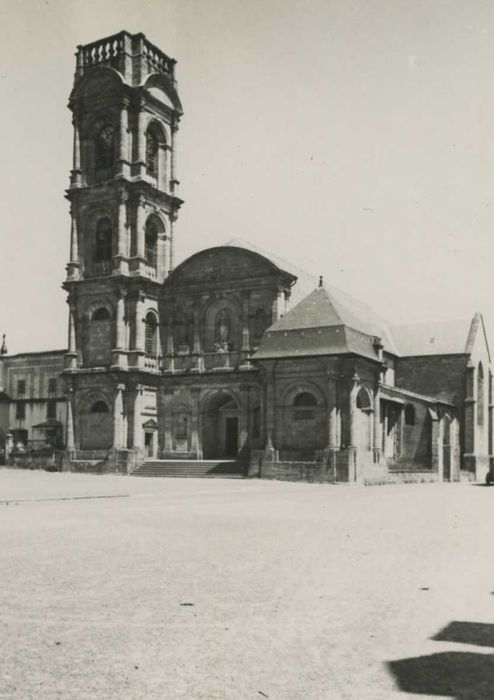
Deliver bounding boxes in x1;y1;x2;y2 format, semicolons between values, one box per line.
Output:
2;471;494;699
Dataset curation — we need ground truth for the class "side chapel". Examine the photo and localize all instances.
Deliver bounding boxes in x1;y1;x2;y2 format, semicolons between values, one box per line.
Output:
0;31;492;484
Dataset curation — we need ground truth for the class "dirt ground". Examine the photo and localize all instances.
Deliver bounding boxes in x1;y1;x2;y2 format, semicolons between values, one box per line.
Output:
1;470;494;699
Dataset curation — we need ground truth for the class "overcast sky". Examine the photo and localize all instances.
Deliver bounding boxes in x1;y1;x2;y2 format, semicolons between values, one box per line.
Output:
1;0;494;353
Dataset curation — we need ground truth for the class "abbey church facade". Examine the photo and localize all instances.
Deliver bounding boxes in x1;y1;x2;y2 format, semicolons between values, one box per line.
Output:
0;31;492;484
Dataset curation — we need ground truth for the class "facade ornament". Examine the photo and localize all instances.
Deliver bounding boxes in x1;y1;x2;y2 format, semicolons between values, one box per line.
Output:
0;334;7;355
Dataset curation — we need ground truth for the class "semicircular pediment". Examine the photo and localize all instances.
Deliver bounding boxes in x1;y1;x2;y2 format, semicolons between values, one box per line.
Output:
165;246;283;287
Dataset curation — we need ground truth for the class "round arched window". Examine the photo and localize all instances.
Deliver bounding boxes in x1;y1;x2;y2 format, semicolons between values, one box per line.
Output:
92;307;111;321
145;220;158;269
145;312;158;356
293;392;317;420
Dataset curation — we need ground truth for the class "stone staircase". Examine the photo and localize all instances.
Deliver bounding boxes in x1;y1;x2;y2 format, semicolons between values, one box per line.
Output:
132;459;247;479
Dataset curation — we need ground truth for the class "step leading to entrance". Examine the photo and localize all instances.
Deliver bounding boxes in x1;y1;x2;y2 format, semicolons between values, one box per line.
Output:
132;459;247;478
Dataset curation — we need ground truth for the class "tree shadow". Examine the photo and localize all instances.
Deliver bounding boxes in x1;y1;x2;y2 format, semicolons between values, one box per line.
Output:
388;621;494;698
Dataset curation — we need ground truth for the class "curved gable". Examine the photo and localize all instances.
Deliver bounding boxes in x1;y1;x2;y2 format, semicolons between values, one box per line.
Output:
144;73;183;113
165;246;296;288
70;65;124;103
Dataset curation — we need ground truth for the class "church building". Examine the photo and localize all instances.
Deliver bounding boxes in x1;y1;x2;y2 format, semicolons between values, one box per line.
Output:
0;31;492;484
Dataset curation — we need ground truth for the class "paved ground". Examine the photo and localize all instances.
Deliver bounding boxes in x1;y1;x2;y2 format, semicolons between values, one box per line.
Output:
1;470;494;699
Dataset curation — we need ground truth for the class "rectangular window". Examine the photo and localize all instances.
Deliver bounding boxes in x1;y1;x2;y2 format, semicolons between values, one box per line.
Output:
48;378;57;395
17;379;26;396
47;400;57;420
16;401;25;420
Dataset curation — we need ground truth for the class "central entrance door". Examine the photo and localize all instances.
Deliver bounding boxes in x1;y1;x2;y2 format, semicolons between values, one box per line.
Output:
201;391;240;460
225;417;239;457
144;431;155;458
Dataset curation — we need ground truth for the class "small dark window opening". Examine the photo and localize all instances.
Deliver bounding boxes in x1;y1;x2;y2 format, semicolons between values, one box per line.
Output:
95;124;115;170
94;219;112;262
93;307;111;321
405;404;416;426
145;221;158;268
293;392;317;421
16;401;26;420
91;400;109;414
47;400;57;420
17;380;26;396
48;378;57;395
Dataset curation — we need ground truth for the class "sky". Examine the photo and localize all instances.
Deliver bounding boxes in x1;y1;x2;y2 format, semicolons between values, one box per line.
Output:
1;0;494;352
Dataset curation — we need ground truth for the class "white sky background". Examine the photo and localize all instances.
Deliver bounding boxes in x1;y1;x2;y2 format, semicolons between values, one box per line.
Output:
1;0;494;353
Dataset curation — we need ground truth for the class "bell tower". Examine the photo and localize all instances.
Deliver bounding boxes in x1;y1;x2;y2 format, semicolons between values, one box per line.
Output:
63;31;183;459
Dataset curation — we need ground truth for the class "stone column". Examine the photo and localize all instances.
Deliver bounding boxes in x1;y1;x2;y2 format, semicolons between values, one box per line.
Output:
115;189;128;275
115;291;126;350
135;293;145;352
132;385;142;451
162;389;174;455
70;117;81;186
373;384;382;463
159;144;169;191
328;377;339;448
325;376;339;477
66;300;78;370
118;97;130;176
348;374;360;482
117;189;128;257
168;211;177;273
464;362;476;474
113;384;125;450
489;371;494;459
66;388;75;451
112;290;127;369
190;305;203;373
137;103;146;176
437;414;445;481
136;194;146;261
239;385;250;453
170;119;179;195
190;388;202;459
264;367;276;456
66;208;80;280
240;294;251;369
349;376;359;448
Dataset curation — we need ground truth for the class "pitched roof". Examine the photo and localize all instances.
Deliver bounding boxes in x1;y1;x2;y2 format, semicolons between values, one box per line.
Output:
253;285;397;361
391;318;475;356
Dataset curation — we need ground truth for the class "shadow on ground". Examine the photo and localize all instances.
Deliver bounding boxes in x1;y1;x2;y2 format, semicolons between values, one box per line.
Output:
388;621;494;698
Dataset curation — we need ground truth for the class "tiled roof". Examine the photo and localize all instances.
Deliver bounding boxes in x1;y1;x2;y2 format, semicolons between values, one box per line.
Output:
253;285;397;361
391;318;475;356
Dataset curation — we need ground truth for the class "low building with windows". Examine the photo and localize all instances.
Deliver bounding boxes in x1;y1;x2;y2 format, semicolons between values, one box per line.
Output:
0;31;492;483
0;348;67;467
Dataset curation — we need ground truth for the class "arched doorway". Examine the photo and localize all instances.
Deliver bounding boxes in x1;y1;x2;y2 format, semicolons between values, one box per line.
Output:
201;391;239;459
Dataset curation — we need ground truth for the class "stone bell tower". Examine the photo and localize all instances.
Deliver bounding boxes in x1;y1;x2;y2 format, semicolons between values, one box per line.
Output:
62;31;183;460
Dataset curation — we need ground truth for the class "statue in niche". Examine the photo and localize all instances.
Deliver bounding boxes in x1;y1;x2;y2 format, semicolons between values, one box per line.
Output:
214;308;232;352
